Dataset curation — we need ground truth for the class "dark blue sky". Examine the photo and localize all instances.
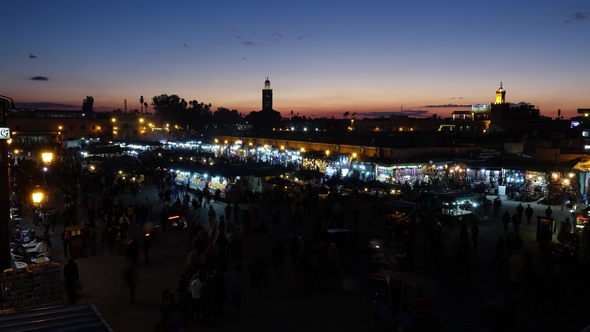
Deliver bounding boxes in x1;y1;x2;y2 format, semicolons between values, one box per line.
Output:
1;1;588;118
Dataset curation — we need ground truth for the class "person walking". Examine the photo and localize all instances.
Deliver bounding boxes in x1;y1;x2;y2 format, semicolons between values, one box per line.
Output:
189;273;203;322
124;266;138;304
214;188;221;204
230;266;246;310
62;229;71;258
233;203;241;223
225;203;232;221
142;232;153;265
512;212;521;234
327;242;339;278
208;206;216;223
64;258;79;304
509;251;527;287
88;225;97;256
525;204;534;226
502;210;511;233
545;206;553;218
493;196;502;217
516;203;525;223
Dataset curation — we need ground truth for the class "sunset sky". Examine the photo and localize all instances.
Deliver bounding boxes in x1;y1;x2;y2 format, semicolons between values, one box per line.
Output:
1;1;589;119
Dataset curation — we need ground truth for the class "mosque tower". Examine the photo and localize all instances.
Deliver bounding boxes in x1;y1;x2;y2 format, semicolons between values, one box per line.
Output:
495;81;506;104
262;77;273;111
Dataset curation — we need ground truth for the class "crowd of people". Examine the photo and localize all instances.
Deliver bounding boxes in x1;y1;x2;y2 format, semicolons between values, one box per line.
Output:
8;142;590;331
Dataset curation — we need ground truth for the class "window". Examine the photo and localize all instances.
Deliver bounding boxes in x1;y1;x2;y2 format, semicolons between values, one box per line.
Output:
92;125;96;130
69;125;74;130
81;125;85;130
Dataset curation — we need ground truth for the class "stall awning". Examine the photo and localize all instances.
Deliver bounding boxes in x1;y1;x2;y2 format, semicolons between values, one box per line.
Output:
378;200;420;213
0;304;113;332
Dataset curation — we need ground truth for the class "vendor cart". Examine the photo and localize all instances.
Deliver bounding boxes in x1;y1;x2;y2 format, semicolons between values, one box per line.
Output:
370;272;436;332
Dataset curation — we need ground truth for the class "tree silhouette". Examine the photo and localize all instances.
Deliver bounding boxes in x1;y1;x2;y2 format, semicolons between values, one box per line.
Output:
143;102;149;114
82;96;94;112
140;96;144;114
246;109;282;132
343;111;350;119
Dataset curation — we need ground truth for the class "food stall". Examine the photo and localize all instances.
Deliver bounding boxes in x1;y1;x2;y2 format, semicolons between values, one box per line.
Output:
576;208;589;229
433;191;481;226
536;215;556;242
378;200;420;238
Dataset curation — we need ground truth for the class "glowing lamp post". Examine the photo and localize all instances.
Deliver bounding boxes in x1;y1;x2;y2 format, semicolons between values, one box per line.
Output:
32;190;44;205
41;152;53;186
41;152;53;165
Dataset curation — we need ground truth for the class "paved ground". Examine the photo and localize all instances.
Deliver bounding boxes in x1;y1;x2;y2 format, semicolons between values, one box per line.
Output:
17;185;590;332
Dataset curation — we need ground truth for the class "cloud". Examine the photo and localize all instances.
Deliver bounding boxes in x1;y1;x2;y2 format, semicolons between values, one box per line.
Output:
241;41;260;47
356;110;430;118
15;102;77;109
423;104;470;108
271;33;283;42
29;54;37;59
297;34;311;41
397;110;430;117
30;76;48;81
148;51;158;54
449;97;465;100
241;57;247;60
564;11;589;24
251;31;264;38
183;43;190;50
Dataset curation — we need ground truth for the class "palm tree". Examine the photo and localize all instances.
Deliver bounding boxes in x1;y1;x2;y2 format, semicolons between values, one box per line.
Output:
343;111;350;119
144;102;149;114
139;96;144;114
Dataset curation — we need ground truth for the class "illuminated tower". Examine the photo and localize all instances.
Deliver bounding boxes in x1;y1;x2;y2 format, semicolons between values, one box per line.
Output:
495;81;506;104
262;77;273;111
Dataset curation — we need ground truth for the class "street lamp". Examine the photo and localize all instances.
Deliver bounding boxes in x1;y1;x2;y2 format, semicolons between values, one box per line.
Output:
41;152;53;164
32;190;44;205
41;152;53;186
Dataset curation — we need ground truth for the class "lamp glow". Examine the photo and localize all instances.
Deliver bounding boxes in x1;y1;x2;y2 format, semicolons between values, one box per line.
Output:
32;192;43;204
41;152;53;164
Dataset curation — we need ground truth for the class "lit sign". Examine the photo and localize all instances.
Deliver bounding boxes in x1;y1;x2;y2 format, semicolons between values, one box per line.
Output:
0;127;10;139
472;104;491;111
583;131;590;137
585;145;590;150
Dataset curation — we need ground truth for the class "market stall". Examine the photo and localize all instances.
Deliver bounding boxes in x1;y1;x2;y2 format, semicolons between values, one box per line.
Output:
378;200;420;238
433;191;481;226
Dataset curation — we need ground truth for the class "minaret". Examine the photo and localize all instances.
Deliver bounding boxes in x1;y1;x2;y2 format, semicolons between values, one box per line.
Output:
262;77;273;111
495;81;506;104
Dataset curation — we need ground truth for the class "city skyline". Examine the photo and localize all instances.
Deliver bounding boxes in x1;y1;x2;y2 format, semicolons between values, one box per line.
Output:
1;1;589;119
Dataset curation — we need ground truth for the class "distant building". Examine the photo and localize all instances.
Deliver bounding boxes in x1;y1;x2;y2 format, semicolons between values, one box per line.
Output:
7;109;112;145
488;82;540;132
262;77;273;111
